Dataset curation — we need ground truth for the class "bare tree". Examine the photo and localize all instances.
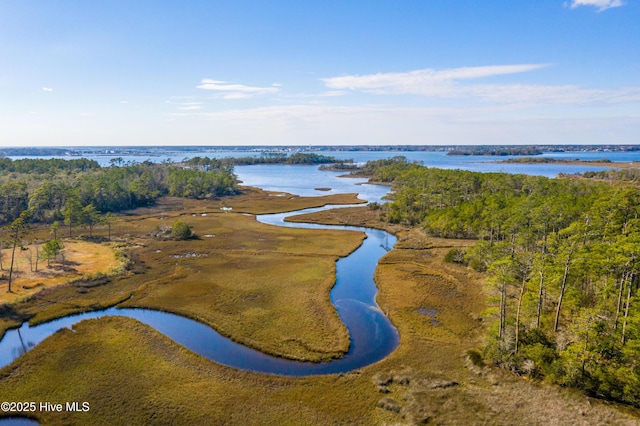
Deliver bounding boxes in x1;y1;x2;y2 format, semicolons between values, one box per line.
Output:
7;211;31;293
104;212;116;241
33;240;41;272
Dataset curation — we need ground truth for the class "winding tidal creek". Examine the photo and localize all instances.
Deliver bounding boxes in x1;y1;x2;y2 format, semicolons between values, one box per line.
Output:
0;205;399;376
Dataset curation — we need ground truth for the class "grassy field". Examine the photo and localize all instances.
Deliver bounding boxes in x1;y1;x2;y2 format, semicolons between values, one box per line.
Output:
1;194;639;425
0;190;366;360
0;241;123;305
117;210;364;361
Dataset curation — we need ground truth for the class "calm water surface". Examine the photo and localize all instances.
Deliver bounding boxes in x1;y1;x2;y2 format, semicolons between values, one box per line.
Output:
236;164;390;202
9;149;640;178
0;419;39;425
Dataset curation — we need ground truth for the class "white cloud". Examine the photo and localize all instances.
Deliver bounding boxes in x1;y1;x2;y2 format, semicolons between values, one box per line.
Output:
167;104;640;146
196;79;279;99
222;92;254;100
569;0;624;11
178;102;203;110
319;90;348;97
322;64;549;97
42;87;53;92
321;65;640;105
468;84;640;104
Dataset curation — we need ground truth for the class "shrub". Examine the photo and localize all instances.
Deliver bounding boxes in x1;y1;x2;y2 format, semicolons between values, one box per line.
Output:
466;349;484;367
171;220;193;240
444;248;466;264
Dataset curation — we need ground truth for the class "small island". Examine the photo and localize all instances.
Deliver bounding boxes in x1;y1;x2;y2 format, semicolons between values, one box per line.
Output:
496;157;640;168
446;146;543;156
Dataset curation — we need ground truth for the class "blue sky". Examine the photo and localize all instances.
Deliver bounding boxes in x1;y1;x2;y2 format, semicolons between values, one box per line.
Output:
1;0;638;146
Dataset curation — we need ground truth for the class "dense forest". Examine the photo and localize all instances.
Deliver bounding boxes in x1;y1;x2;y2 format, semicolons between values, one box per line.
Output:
0;152;346;229
362;157;640;406
0;157;238;226
572;168;640;183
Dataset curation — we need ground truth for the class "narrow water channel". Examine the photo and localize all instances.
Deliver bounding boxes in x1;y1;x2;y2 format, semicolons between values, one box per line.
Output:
0;205;399;376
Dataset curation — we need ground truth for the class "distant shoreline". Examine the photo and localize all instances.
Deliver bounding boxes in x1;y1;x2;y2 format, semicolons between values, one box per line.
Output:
495;157;640;168
2;144;640;158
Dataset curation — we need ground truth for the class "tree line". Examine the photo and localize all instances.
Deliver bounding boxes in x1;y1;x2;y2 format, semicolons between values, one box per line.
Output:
0;157;100;174
0;158;238;226
446;146;543;156
362;158;640;407
201;152;349;166
0;157;239;293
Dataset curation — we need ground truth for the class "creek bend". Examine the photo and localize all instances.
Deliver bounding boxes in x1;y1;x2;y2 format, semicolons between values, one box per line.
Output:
0;204;399;376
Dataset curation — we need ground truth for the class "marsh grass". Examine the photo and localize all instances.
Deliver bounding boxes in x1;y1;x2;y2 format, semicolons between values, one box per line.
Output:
121;250;355;361
1;196;639;425
0;317;377;425
285;205;398;231
114;209;365;361
0;190;366;359
123;188;365;217
0;241;122;306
